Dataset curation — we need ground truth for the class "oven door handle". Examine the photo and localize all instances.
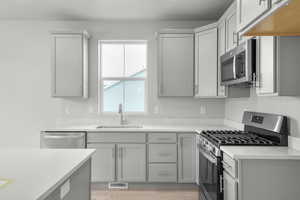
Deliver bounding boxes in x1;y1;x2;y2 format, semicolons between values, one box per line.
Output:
199;149;217;164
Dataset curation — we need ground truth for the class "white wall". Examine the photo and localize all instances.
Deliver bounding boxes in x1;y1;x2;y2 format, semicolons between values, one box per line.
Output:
0;20;225;147
225;89;300;138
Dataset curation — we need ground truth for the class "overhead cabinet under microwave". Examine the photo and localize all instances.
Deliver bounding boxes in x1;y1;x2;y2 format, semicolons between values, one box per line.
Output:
220;39;256;86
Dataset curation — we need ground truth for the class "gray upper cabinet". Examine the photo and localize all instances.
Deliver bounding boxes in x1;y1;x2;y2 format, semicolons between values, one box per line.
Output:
194;24;218;98
256;36;300;96
237;0;270;32
51;31;89;98
226;9;238;51
158;30;194;97
87;143;115;182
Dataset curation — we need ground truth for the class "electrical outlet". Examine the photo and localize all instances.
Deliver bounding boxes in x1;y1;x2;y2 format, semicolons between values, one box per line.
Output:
200;105;207;115
154;105;159;114
60;179;70;199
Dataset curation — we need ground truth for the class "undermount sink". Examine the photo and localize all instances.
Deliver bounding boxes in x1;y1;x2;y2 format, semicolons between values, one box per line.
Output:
96;125;143;129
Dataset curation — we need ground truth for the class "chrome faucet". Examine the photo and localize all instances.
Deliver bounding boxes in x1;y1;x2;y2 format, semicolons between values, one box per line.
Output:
118;104;127;125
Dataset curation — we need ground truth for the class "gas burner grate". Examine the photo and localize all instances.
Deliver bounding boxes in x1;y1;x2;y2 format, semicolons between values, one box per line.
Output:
200;130;274;146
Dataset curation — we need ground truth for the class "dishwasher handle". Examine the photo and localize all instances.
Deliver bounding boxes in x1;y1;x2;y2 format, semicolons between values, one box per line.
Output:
40;132;86;148
42;132;86;139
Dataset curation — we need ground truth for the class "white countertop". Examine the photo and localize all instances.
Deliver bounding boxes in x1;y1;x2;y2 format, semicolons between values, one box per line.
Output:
221;146;300;160
43;124;234;133
0;149;95;200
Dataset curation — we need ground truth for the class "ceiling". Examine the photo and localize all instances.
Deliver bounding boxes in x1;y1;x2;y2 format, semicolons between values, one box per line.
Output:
0;0;233;21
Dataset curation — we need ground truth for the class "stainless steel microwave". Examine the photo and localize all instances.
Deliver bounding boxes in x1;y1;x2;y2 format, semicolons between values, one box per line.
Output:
220;39;256;86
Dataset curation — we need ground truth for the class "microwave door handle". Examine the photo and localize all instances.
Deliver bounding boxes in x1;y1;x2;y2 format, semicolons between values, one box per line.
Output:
233;55;237;79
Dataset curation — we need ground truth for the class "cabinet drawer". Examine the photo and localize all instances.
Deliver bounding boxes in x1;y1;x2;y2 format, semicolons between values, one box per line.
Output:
148;164;177;182
148;133;177;143
223;153;237;178
148;144;177;163
87;133;146;143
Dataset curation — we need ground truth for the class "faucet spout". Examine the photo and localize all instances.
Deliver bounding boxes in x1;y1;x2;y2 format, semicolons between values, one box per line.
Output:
118;104;126;125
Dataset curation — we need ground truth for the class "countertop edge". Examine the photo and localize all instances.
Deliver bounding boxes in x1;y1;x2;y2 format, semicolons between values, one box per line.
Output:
36;149;95;200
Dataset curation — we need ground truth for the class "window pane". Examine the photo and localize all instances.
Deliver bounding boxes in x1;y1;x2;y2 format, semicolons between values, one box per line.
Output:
124;44;147;78
124;80;145;112
103;81;123;112
101;44;124;77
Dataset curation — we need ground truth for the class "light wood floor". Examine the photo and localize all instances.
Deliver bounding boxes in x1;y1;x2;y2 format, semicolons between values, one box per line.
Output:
91;183;200;200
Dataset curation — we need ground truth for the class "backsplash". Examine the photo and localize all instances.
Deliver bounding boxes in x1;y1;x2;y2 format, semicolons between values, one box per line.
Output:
225;89;300;138
0;20;225;147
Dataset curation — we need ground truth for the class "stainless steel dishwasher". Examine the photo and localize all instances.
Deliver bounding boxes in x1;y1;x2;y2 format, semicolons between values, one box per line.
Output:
40;131;86;148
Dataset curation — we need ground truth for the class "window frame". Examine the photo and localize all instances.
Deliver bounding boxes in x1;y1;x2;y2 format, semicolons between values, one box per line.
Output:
98;40;148;115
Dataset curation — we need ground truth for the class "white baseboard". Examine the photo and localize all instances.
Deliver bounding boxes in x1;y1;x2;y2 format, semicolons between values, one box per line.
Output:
224;119;300;150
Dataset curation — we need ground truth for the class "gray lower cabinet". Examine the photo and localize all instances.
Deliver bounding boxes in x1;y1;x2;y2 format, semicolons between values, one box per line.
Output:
178;134;196;183
87;143;115;182
148;144;177;163
117;144;146;182
88;132;196;183
44;159;91;200
222;152;300;200
223;171;238;200
148;163;177;182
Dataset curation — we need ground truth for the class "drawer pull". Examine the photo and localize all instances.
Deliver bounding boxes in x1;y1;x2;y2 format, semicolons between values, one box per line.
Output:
158;171;170;176
157;138;172;141
159;153;172;157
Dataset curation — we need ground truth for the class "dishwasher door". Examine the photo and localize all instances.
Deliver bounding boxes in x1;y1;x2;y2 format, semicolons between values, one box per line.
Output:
40;132;86;148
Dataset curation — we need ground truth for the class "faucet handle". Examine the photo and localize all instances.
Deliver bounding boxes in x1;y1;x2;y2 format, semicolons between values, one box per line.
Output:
118;104;123;113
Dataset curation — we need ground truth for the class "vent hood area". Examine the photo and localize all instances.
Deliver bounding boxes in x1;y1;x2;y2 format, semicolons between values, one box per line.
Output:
243;0;300;36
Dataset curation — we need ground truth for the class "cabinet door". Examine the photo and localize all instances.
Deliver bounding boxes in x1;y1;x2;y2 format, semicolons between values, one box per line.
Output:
226;10;238;51
195;27;218;97
237;0;270;31
257;36;277;95
218;21;227;97
52;34;83;97
223;171;238;200
178;134;196;183
87;143;115;182
158;34;194;97
117;144;146;182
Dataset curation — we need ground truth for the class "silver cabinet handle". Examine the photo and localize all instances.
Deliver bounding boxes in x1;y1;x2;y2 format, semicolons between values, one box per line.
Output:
219;175;223;193
233;32;238;45
43;134;84;139
112;148;115;159
180;137;184;179
157;137;171;141
158;153;172;157
158;171;170;177
120;147;124;179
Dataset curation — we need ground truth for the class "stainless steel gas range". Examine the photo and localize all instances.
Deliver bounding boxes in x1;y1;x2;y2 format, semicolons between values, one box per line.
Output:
196;111;288;200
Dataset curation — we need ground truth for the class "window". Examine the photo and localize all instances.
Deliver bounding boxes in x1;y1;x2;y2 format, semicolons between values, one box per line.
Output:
99;41;147;113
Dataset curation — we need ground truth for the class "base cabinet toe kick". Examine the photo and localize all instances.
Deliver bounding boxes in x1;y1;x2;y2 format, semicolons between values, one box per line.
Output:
87;132;197;184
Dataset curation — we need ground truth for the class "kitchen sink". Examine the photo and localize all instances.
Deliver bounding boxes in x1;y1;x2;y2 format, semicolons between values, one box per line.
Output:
96;125;143;129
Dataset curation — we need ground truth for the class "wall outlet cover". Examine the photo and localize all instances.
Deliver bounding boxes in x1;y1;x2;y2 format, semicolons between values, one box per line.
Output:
60;179;70;199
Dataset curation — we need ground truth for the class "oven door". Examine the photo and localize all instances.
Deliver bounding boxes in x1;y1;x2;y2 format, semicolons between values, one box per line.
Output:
198;148;222;200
